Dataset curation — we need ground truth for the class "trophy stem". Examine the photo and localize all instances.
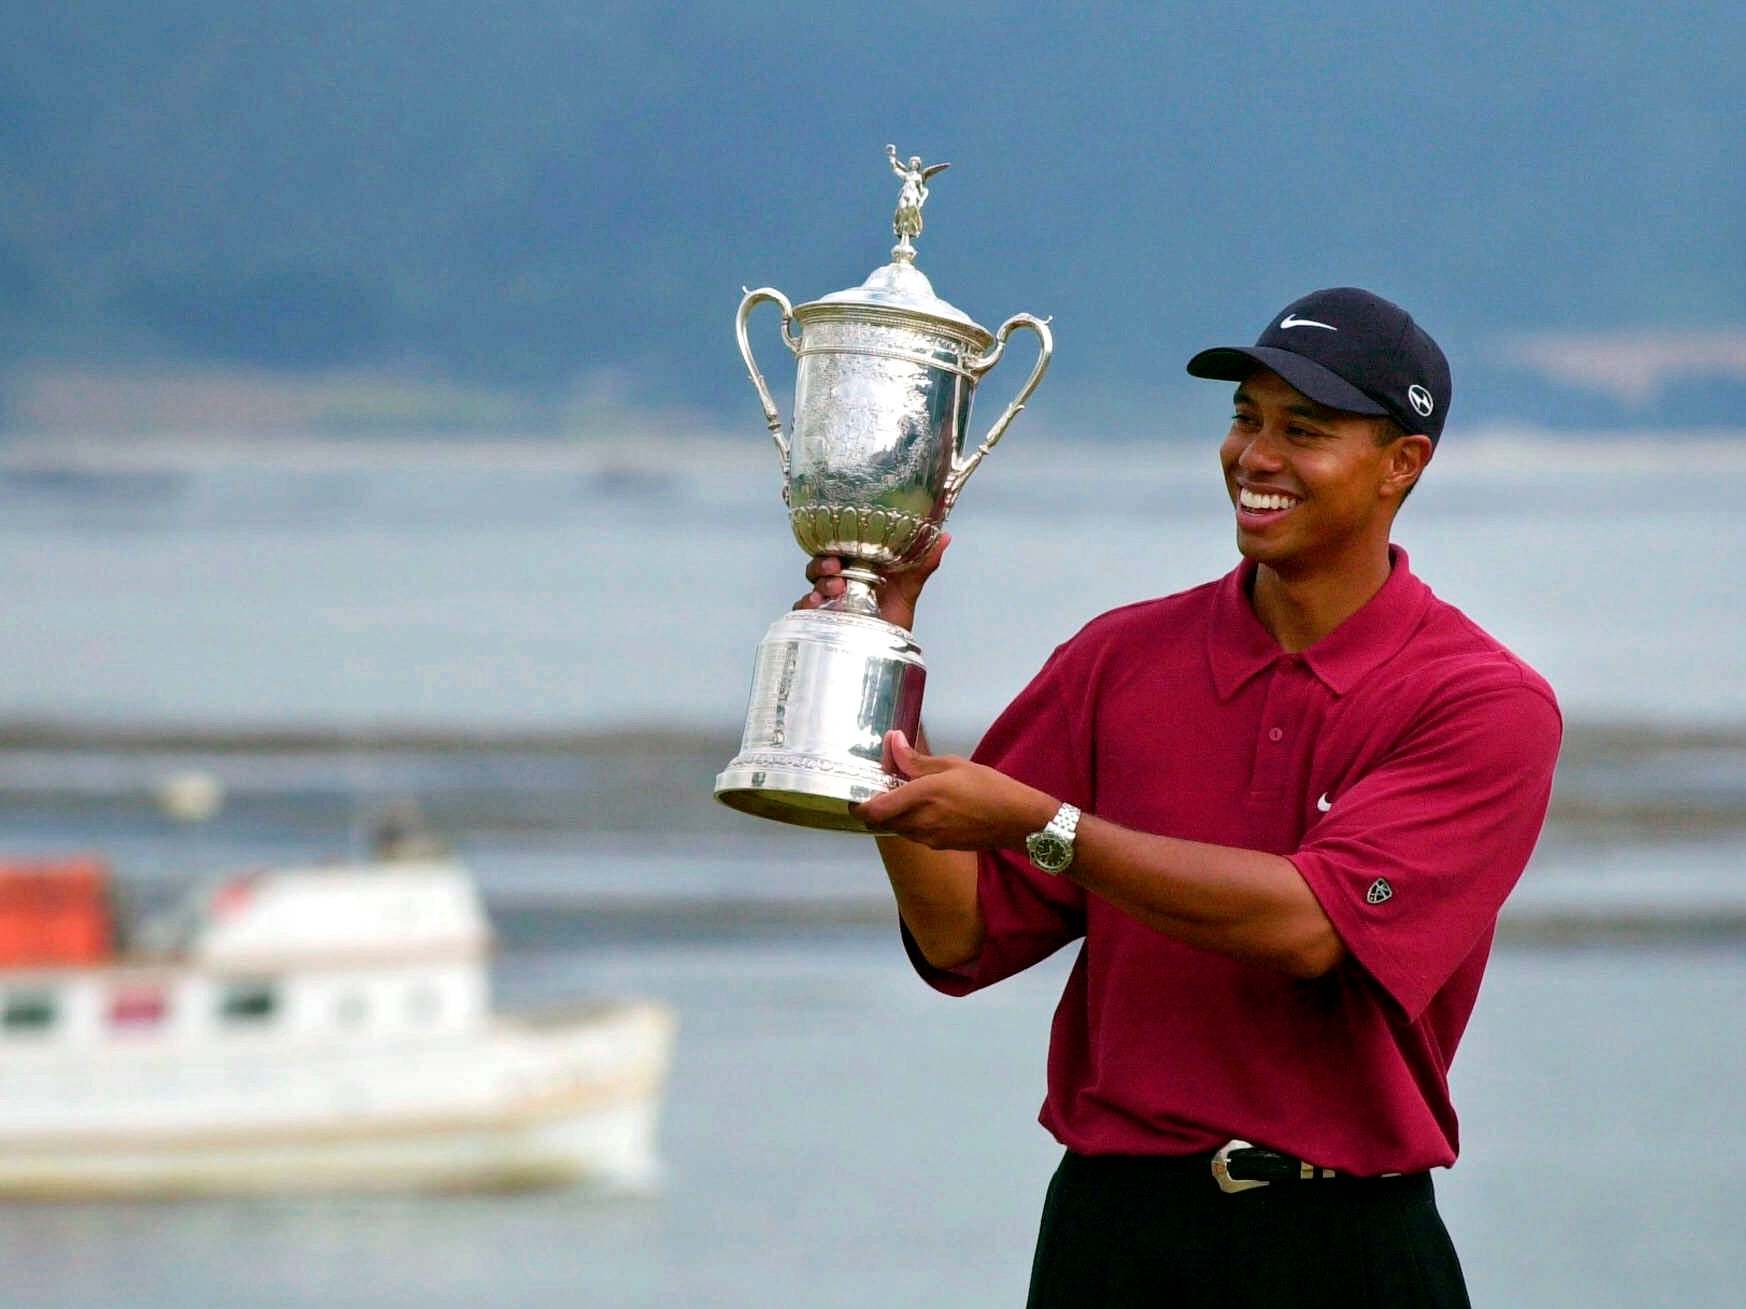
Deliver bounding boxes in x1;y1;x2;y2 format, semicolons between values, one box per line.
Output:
821;566;884;619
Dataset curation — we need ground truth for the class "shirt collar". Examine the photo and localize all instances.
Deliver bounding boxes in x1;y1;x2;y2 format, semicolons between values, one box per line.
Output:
1207;545;1431;700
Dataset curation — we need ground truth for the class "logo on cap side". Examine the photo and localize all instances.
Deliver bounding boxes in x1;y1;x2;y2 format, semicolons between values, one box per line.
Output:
1280;315;1337;331
1408;384;1435;417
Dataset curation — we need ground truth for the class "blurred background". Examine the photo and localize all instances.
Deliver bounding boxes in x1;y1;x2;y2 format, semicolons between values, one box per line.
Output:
1;2;1742;1305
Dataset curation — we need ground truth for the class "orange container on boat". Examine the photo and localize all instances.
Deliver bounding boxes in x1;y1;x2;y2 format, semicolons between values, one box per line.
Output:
0;857;114;966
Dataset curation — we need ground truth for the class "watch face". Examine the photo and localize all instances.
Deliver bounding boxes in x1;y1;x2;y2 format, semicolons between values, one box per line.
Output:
1028;833;1070;872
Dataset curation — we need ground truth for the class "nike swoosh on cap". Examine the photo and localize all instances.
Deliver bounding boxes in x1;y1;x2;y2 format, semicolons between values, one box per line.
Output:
1280;315;1337;331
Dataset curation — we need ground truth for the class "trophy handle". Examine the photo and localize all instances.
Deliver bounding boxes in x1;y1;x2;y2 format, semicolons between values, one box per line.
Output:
736;286;801;475
948;313;1053;503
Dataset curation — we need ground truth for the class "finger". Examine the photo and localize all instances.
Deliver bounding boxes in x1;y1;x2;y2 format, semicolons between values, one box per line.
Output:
792;576;845;610
850;793;892;828
856;774;930;826
804;556;844;583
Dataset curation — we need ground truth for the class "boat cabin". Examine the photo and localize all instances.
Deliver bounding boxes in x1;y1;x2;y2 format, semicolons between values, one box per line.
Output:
0;858;491;1049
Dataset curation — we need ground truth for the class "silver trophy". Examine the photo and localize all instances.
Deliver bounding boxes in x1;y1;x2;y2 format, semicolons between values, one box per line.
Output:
715;146;1053;833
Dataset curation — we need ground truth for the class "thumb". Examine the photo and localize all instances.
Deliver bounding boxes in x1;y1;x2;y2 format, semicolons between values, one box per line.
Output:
892;533;950;596
886;730;945;778
915;532;951;579
884;730;914;778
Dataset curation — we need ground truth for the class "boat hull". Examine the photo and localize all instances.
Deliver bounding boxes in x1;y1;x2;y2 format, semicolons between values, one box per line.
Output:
0;1001;675;1198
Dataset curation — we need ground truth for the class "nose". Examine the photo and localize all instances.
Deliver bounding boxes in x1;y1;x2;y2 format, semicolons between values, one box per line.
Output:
1235;430;1285;474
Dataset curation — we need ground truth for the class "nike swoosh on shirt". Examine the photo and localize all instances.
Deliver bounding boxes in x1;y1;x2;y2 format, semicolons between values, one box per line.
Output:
1280;315;1337;331
1316;793;1332;812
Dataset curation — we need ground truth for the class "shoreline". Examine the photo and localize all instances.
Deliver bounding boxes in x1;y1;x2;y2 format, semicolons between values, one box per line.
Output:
479;892;1746;948
3;717;1742;942
0;718;1741;841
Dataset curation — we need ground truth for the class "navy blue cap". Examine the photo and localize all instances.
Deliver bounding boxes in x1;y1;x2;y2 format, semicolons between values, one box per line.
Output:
1186;287;1452;443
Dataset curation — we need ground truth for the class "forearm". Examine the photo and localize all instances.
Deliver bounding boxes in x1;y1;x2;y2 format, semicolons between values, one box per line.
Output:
870;724;983;969
1068;816;1344;978
875;835;981;969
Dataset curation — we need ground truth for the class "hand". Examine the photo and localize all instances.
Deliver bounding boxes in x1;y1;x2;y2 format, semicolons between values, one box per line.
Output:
792;534;951;631
850;730;1058;851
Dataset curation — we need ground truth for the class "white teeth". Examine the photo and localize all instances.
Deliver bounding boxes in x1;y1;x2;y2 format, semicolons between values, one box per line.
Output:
1239;488;1300;511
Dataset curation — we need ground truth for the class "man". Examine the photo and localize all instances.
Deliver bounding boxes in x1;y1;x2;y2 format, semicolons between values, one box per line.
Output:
798;287;1561;1306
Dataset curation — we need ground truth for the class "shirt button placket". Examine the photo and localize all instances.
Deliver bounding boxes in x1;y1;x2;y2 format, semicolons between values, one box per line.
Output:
1249;657;1301;802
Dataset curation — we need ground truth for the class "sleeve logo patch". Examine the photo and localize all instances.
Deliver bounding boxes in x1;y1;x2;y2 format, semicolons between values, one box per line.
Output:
1365;878;1394;905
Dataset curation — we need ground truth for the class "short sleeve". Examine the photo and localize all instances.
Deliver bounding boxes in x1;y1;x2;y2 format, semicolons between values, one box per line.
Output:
905;642;1093;996
1289;681;1562;1020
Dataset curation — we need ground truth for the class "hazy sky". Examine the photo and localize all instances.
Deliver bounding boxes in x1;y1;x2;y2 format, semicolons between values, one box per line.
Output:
2;2;1742;431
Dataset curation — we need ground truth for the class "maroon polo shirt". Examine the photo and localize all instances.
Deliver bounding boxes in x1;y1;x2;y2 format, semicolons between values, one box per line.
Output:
907;546;1561;1175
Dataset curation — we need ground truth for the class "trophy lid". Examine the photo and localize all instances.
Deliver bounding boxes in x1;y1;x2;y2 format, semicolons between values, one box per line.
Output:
798;145;987;339
809;259;981;330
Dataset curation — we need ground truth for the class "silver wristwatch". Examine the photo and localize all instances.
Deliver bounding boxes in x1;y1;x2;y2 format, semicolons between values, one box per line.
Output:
1025;802;1082;875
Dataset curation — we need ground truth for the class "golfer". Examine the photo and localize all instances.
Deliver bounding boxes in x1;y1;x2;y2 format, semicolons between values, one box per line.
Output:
798;287;1561;1306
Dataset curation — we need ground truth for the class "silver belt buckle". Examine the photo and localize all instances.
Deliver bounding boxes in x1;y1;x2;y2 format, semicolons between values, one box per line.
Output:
1211;1139;1269;1194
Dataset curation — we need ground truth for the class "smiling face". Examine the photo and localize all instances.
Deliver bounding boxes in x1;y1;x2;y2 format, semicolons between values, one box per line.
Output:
1219;367;1430;577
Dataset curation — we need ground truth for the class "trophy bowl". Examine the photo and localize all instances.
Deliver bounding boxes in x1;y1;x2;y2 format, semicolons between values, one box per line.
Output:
714;148;1051;832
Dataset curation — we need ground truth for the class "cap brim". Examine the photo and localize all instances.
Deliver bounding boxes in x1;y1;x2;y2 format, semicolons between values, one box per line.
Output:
1185;346;1389;418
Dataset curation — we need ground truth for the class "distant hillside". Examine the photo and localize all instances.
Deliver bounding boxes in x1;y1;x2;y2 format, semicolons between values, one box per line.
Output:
2;1;1743;432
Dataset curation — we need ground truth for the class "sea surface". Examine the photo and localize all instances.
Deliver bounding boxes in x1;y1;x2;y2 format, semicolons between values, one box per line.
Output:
0;426;1741;734
0;427;1741;1306
0;905;1740;1309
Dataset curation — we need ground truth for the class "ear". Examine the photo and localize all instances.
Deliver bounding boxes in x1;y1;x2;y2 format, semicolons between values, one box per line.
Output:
1383;434;1433;500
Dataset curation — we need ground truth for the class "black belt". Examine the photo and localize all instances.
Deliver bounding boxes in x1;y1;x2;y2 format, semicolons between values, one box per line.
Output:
1211;1139;1386;1194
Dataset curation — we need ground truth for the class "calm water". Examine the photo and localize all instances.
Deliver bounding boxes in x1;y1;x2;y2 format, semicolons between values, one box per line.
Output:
0;931;1738;1309
0;795;1741;1309
0;429;1741;1306
0;429;1742;734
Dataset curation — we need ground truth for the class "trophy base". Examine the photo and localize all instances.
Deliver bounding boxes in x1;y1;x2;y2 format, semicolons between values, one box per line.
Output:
714;754;896;834
715;607;926;835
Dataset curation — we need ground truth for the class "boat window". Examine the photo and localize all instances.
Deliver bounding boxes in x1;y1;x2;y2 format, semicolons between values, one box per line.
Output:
219;980;278;1024
109;985;169;1029
334;991;368;1027
3;990;58;1030
407;985;440;1024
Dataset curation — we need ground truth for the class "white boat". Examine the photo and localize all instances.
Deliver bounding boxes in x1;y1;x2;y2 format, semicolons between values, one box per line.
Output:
0;854;675;1198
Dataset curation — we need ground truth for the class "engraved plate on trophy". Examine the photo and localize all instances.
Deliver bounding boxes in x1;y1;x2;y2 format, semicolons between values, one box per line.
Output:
714;146;1053;832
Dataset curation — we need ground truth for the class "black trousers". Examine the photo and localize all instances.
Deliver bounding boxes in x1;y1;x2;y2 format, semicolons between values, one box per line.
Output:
1027;1151;1472;1308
